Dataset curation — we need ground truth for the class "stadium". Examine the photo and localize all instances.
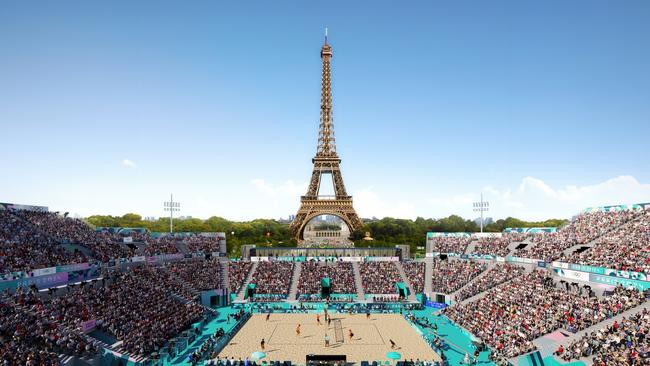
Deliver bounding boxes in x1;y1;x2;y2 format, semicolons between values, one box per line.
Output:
2;3;650;366
3;200;650;366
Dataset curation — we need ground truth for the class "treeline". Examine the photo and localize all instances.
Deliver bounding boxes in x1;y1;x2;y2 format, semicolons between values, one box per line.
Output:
85;214;566;256
86;214;294;255
353;216;566;247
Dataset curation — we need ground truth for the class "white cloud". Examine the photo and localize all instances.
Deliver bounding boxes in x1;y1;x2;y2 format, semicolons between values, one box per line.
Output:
354;186;417;219
251;179;307;197
34;174;650;222
427;175;650;221
122;158;137;168
251;180;418;220
251;179;308;212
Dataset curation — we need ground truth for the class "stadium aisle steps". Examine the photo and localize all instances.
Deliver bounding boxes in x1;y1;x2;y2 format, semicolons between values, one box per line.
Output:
220;260;230;291
175;240;190;254
394;261;417;301
288;262;302;300
424;257;433;295
351;262;365;300
88;329;118;346
451;260;497;299
560;213;646;259
531;302;650;365
236;262;258;300
457;265;531;305
464;239;479;255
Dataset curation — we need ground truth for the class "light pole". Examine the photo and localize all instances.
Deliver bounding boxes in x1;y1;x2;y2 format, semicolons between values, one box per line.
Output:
473;193;489;233
164;194;180;233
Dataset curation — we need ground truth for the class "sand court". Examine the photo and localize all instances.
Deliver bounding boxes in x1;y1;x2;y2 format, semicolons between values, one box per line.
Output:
219;313;441;363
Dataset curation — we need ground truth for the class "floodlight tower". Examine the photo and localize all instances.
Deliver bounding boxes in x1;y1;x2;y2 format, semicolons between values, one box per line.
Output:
163;194;181;233
473;193;489;233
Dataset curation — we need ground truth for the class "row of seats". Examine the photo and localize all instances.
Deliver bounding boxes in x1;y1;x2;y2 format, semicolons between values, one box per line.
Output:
1;209;224;275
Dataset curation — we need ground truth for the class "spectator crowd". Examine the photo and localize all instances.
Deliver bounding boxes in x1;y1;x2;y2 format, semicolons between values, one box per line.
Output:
517;210;643;263
297;261;356;295
1;210;85;275
0;259;229;361
567;209;650;274
403;262;425;293
14;210;132;262
558;307;650;365
359;262;402;294
445;270;646;358
427;236;473;254
1;208;231;278
0;285;97;364
431;260;486;294
166;259;223;292
471;233;527;257
250;261;294;296
44;266;206;357
454;263;525;302
228;262;253;294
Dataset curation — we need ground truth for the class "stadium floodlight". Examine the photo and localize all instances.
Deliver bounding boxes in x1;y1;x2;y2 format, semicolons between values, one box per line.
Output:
163;194;181;233
473;193;489;233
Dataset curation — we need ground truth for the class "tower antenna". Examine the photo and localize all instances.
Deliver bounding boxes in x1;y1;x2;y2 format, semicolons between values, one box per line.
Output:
325;27;328;43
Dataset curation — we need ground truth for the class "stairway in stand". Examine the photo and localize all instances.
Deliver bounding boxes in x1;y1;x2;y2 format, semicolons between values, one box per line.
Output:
465;239;479;254
351;262;365;301
235;262;258;301
424;257;433;295
174;239;189;253
394;261;417;301
220;260;230;292
288;262;302;300
451;260;497;301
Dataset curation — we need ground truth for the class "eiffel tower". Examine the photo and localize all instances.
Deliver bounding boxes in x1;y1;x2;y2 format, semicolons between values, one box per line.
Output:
290;32;363;243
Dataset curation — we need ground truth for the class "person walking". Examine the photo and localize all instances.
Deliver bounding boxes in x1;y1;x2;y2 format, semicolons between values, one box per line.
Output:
260;338;265;350
296;324;301;337
324;333;330;347
390;339;397;349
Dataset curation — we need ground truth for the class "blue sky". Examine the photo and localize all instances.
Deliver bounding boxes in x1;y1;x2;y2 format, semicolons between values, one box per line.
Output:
1;1;649;221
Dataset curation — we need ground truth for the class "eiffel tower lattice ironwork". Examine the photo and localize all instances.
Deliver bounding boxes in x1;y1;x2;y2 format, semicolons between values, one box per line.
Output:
290;32;363;243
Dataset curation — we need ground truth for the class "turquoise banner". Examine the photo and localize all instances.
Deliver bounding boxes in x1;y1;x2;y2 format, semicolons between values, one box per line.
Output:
564;263;647;281
504;227;557;234
273;256;307;262
462;254;495;260
427;232;471;238
583;203;650;212
589;274;650;291
568;264;606;274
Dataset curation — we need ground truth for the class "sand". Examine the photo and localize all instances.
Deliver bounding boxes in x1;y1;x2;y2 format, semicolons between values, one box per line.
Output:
218;313;441;364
